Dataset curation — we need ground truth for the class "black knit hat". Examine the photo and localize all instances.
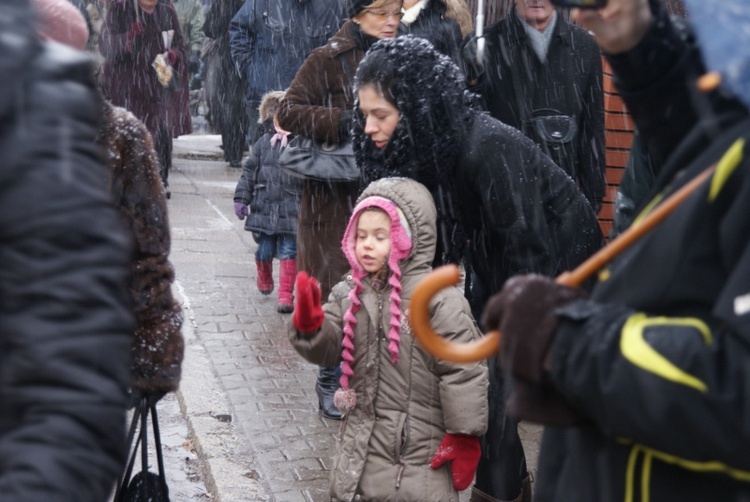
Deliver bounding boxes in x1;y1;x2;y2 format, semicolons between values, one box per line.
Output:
347;0;372;18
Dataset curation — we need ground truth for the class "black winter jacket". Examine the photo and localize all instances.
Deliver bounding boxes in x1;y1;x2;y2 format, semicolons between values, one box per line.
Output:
234;122;303;236
457;112;602;297
467;12;605;213
0;9;134;500
535;5;750;500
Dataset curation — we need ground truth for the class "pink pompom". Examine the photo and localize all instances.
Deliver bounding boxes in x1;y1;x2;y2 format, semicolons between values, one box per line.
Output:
333;388;357;415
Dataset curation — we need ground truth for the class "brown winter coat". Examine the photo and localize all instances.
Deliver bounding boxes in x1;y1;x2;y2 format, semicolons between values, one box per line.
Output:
290;178;488;501
277;21;368;298
97;101;184;393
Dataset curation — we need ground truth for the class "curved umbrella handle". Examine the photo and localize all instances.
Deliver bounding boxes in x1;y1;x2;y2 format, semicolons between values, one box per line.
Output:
411;164;717;362
410;265;500;363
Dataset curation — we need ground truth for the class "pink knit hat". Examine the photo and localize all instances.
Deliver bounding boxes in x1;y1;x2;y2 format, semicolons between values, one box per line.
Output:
32;0;89;51
334;196;413;414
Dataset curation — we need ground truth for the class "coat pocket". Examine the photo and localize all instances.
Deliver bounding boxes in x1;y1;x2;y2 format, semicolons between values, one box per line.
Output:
393;413;410;463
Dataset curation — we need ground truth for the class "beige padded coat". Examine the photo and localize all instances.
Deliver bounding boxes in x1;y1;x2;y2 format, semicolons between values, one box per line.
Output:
290;178;488;501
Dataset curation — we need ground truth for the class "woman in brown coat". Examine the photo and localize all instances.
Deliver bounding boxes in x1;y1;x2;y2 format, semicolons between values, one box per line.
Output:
277;0;403;420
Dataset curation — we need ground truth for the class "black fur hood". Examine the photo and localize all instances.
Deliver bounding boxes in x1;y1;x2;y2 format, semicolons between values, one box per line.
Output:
352;36;477;192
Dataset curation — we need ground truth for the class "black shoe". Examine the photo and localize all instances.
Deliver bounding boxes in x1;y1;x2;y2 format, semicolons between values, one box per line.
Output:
229;160;242;168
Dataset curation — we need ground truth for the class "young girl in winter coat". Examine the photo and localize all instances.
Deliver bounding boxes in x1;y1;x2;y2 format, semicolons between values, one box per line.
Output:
234;91;303;313
289;177;488;501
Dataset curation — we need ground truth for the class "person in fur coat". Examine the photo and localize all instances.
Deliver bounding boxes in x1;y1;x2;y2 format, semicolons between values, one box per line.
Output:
290;177;488;501
96;101;185;397
234;91;303;313
352;36;604;502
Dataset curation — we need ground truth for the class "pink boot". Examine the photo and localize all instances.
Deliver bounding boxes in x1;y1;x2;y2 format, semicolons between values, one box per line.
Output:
277;259;296;313
256;260;274;295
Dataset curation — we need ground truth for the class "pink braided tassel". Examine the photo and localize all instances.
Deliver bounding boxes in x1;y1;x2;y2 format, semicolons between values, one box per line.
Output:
387;267;403;364
335;279;362;414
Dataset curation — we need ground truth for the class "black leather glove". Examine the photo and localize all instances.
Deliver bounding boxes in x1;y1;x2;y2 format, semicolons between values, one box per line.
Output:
482;274;587;425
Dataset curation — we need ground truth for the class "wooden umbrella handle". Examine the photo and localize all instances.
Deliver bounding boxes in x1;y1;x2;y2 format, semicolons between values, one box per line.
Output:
410;165;716;363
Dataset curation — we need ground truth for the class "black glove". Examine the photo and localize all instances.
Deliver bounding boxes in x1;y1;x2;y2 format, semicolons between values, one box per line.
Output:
482;274;586;425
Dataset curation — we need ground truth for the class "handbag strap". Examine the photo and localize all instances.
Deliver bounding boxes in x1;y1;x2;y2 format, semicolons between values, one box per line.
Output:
114;396;169;501
149;398;169;495
114;397;146;502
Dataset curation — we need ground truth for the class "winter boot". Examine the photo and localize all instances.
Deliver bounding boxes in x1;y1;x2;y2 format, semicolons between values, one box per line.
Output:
277;259;296;313
256;260;274;295
316;365;343;420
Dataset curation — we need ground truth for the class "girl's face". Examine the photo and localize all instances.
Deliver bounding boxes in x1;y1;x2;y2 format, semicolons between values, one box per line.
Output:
353;1;402;39
358;85;400;149
355;209;392;274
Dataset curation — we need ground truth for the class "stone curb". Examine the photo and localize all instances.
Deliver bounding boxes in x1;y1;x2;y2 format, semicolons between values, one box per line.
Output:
173;281;267;501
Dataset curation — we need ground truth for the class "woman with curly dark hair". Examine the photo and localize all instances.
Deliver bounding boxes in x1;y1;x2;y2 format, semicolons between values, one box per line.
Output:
352;35;603;502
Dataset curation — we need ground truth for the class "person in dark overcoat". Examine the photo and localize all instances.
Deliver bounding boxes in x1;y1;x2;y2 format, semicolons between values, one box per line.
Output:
276;0;404;421
464;0;605;215
99;0;193;196
234;91;303;313
203;0;248;167
228;0;344;145
0;0;134;497
480;0;750;499
352;35;604;502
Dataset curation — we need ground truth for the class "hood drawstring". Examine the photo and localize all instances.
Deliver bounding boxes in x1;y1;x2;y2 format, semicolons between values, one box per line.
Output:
270;125;291;149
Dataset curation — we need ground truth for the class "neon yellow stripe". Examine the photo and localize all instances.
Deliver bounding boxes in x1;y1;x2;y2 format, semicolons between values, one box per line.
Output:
620;313;712;392
625;446;639;502
709;138;745;202
619;439;750;502
642;452;653;502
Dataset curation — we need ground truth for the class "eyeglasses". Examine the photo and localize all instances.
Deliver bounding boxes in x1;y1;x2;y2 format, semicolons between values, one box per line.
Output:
365;9;404;21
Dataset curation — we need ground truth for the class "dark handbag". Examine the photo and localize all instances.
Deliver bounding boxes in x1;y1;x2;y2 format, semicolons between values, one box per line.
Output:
277;135;360;182
115;396;170;502
528;113;577;144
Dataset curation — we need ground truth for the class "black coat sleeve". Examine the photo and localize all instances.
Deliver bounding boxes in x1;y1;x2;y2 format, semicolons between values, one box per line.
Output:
0;44;134;501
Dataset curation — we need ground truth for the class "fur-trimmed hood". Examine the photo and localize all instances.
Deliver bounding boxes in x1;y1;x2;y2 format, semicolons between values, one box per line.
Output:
258;90;287;123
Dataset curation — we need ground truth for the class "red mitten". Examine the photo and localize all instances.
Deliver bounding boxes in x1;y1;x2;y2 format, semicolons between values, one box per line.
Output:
430;433;481;491
165;49;178;66
293;272;324;333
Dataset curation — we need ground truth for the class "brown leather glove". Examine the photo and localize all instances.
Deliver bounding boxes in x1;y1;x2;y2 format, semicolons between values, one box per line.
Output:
482;274;586;425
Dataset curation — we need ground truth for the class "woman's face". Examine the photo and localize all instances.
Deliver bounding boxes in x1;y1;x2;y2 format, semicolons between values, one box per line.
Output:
353;1;402;39
358;84;400;149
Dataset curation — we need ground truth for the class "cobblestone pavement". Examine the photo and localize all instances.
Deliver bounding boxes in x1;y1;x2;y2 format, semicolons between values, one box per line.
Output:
168;136;542;502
